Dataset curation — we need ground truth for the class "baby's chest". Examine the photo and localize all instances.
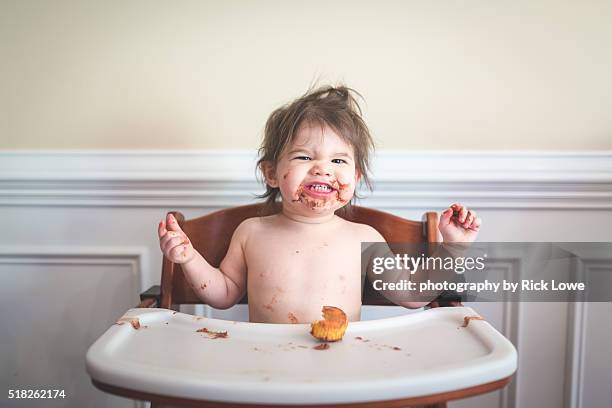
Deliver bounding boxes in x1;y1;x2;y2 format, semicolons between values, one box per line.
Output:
245;237;362;282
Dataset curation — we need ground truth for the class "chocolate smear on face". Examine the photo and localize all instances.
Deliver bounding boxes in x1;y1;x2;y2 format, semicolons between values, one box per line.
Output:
292;184;336;210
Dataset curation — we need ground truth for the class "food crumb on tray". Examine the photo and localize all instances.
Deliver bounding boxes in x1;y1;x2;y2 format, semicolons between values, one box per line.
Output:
196;327;228;339
462;315;484;327
115;317;146;329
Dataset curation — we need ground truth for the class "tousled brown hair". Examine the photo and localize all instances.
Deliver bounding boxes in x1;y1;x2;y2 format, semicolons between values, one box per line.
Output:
256;84;375;213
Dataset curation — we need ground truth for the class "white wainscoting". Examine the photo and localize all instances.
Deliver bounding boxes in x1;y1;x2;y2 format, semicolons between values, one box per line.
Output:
0;247;145;408
1;150;611;408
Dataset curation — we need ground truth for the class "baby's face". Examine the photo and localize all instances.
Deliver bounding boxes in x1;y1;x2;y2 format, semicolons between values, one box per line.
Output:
266;123;360;216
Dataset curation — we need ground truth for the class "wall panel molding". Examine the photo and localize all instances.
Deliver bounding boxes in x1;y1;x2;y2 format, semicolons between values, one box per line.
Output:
1;150;612;209
0;245;149;290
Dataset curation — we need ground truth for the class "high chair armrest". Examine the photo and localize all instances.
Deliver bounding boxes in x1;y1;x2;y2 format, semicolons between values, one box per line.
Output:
137;285;160;308
427;290;463;308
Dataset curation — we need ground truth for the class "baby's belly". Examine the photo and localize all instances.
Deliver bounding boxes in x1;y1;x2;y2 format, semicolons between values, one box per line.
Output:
247;268;362;323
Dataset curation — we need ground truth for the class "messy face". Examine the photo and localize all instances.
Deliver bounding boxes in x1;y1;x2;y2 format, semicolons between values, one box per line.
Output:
263;123;360;218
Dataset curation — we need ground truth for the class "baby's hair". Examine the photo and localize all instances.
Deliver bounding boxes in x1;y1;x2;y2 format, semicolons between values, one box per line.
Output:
256;84;375;213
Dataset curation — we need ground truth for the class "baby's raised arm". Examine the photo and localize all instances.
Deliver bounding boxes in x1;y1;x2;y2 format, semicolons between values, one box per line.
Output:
158;213;249;309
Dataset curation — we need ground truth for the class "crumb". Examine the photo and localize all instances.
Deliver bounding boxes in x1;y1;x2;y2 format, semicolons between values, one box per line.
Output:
313;343;330;350
298;345;308;349
462;315;484;327
196;328;228;339
355;336;363;340
165;322;169;325
115;317;143;329
200;283;207;289
288;312;298;324
393;346;401;351
172;311;177;315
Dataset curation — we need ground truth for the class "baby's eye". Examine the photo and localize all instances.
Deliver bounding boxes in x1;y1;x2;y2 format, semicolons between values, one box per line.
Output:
332;158;347;164
294;156;311;161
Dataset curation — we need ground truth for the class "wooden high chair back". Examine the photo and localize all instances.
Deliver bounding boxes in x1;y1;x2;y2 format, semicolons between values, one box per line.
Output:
160;204;439;309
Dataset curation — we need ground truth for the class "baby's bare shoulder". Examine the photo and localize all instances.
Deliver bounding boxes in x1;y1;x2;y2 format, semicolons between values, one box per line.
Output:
234;215;277;237
339;218;386;242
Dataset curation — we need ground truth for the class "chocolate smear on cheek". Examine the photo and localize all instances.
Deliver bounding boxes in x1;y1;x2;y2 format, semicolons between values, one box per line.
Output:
291;185;304;202
331;180;351;204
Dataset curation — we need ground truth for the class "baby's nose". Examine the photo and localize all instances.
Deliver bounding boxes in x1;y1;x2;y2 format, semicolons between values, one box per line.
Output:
311;163;332;176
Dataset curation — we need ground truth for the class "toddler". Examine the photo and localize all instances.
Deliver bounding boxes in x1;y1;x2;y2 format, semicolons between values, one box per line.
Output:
158;85;481;323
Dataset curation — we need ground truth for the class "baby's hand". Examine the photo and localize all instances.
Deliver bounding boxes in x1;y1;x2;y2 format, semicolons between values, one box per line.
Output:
158;213;196;264
439;203;481;243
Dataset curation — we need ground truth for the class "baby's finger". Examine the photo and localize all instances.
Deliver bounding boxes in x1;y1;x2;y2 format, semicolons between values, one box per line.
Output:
440;208;453;224
162;235;188;254
463;211;474;227
468;209;478;220
158;219;167;238
450;203;462;212
469;217;482;231
159;230;179;248
449;203;464;219
459;206;468;223
166;213;182;232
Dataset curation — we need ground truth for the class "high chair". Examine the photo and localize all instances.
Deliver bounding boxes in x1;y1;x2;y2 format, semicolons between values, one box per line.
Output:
89;204;514;408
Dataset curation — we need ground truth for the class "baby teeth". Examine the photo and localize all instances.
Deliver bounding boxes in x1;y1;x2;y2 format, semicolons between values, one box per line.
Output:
311;184;331;192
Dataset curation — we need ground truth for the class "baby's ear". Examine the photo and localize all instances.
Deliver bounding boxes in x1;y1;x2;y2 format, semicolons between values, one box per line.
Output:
260;161;279;188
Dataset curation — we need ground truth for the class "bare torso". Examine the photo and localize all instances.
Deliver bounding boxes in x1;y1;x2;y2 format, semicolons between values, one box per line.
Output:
242;213;373;323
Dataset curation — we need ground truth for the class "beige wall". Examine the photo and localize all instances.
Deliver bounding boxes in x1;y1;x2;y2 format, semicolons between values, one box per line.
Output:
1;0;611;150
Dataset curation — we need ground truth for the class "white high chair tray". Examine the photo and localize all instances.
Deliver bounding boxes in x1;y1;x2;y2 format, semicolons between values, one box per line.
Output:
86;306;516;404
